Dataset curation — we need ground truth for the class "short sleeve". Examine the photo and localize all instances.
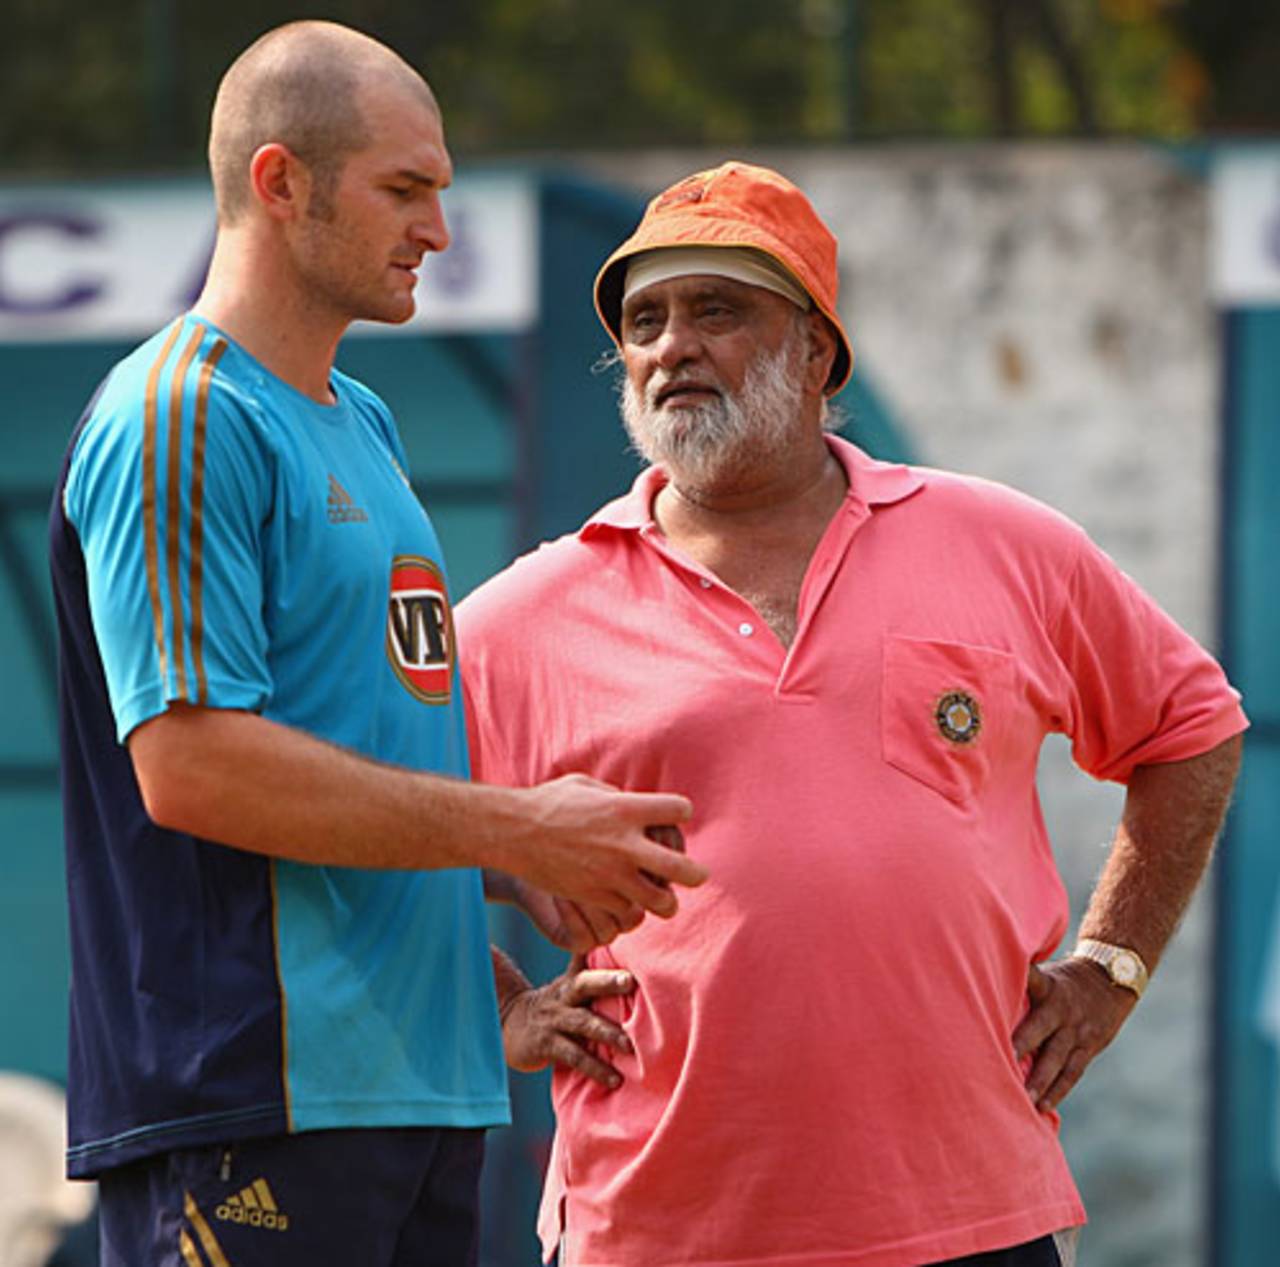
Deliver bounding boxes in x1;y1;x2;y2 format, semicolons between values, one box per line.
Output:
64;373;275;742
1050;532;1247;783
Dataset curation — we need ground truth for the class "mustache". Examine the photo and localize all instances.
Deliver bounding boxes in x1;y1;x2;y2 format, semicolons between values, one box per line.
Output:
647;377;724;407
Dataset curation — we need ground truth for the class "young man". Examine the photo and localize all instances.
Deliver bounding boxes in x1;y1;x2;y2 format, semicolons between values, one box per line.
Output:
48;22;704;1267
458;162;1247;1266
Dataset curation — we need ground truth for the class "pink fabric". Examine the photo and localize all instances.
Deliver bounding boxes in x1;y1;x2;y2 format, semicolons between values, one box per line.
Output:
457;438;1246;1267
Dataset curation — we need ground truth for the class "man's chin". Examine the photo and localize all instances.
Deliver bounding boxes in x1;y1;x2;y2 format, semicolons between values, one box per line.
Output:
653;440;753;487
354;292;418;326
380;300;417;326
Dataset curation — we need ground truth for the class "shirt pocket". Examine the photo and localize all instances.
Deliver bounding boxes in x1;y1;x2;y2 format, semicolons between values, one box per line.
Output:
881;635;1016;804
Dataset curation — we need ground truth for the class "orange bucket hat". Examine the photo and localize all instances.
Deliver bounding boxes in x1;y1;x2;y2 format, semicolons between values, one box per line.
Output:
594;161;853;396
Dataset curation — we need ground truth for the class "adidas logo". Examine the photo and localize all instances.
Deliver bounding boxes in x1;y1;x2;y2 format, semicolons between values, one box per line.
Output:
214;1178;290;1231
327;474;369;524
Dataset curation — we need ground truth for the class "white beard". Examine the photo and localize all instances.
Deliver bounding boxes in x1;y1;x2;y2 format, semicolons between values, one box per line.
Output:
619;330;809;490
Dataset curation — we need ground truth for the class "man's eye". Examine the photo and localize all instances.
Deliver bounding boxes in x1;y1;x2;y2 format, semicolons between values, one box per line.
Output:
389;186;413;199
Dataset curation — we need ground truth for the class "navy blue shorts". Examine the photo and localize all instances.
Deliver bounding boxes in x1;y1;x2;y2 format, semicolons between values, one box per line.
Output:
97;1126;485;1267
928;1233;1063;1265
548;1232;1063;1267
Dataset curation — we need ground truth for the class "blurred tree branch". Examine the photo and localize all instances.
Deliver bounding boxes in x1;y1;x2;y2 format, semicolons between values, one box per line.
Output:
1024;0;1098;135
1;0;1276;174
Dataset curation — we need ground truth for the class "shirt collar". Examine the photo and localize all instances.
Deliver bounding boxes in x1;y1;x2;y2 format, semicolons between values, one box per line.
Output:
581;434;924;537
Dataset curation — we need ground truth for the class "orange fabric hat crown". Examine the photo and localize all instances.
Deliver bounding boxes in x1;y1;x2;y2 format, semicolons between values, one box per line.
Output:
594;161;853;396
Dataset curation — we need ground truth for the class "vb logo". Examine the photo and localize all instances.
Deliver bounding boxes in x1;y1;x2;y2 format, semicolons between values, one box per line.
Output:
387;555;454;704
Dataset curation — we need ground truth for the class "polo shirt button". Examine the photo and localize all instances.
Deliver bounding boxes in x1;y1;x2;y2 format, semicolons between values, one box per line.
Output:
699;578;712;588
738;622;754;637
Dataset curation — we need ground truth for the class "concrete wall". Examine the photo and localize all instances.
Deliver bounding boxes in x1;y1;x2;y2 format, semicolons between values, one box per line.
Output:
569;144;1221;1267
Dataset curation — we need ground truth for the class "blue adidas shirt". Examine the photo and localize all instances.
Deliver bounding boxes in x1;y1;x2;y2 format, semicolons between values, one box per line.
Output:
50;316;509;1178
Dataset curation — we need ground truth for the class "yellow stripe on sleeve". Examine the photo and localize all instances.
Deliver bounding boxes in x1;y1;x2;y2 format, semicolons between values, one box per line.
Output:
142;322;185;688
165;326;206;700
189;338;228;706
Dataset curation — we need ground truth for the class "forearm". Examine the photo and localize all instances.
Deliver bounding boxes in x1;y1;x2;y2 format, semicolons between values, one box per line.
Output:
1014;733;1242;1109
130;703;532;870
129;703;706;914
1079;732;1243;970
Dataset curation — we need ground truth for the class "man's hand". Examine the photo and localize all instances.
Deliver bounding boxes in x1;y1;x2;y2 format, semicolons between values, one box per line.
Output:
485;873;636;952
1012;959;1136;1111
485;821;688;952
500;955;637;1089
500;774;706;924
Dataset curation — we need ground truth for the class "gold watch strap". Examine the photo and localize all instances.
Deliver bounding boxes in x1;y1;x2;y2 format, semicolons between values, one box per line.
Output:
1071;938;1149;998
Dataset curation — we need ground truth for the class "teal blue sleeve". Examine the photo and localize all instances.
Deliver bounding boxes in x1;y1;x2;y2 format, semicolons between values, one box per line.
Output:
65;369;275;742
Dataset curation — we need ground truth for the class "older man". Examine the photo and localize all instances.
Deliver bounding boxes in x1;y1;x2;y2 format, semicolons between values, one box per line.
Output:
458;163;1246;1267
48;22;706;1267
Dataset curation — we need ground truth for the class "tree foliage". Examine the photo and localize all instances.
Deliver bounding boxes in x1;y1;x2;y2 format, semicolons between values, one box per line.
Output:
1;0;1277;174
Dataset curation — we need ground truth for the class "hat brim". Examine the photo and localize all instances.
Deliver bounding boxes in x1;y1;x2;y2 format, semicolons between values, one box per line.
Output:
594;234;853;397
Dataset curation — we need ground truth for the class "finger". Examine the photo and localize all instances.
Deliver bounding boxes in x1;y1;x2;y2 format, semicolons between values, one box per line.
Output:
1012;1007;1059;1062
564;968;636;1005
579;887;645;920
642;825;686;889
552;1003;634;1055
624;870;682;919
615;902;645;934
1038;1045;1092;1112
549;1036;625;1089
1012;977;1060;1060
553;900;597;953
572;901;626;948
1024;1028;1075;1105
620;791;693;826
631;841;708;892
559;772;614;792
644;824;685;852
1026;963;1051;1003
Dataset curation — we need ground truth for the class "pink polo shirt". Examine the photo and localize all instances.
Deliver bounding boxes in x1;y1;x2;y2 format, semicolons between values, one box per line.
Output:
457;437;1246;1267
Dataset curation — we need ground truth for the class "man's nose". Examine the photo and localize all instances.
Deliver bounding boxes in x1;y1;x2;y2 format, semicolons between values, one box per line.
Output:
653;316;702;370
413;197;450;254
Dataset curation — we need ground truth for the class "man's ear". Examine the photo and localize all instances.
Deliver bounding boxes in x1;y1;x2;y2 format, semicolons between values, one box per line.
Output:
248;143;310;223
803;311;839;396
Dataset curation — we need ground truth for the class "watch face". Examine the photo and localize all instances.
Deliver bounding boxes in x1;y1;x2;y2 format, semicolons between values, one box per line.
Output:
1112;952;1140;985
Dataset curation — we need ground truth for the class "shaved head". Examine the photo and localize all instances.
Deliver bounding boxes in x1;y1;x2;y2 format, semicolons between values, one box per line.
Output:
209;21;438;225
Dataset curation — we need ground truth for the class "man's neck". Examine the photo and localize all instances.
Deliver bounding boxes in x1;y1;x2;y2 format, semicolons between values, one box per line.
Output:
193;238;346;404
654;433;847;543
651;431;849;650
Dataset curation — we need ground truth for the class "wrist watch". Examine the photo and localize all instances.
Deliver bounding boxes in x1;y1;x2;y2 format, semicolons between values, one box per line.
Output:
1071;939;1149;998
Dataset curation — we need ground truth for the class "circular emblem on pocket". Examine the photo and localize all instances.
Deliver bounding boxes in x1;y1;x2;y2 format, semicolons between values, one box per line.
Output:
935;691;982;745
